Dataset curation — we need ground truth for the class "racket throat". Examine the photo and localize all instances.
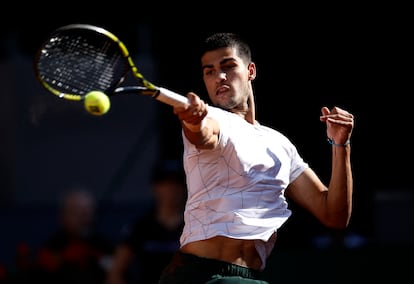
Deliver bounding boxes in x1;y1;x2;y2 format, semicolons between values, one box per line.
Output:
113;86;158;97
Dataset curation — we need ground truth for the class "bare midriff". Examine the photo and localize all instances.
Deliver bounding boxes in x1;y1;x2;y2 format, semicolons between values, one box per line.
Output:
180;236;262;270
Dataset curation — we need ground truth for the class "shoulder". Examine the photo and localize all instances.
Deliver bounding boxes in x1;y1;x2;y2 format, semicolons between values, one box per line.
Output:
258;124;293;144
206;105;228;118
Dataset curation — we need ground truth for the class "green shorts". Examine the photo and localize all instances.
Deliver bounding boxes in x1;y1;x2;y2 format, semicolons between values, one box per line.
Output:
158;251;269;284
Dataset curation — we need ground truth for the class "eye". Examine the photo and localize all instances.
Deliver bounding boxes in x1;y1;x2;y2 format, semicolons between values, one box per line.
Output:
203;68;214;76
222;62;238;71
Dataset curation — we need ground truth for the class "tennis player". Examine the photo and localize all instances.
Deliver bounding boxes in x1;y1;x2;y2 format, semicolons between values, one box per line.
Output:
158;32;354;283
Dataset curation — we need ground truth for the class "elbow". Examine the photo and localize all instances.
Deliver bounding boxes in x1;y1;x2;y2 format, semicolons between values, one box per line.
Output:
322;211;352;230
326;220;350;230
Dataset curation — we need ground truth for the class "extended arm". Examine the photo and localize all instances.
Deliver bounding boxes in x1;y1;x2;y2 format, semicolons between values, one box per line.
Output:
173;92;219;150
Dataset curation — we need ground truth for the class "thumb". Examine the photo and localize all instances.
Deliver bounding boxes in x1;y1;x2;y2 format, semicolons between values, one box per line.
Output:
187;92;199;104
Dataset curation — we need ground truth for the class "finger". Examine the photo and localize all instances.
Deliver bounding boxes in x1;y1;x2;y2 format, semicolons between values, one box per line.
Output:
321;106;330;116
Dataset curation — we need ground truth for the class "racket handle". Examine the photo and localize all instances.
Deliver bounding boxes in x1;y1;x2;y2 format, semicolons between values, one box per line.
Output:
156;87;190;108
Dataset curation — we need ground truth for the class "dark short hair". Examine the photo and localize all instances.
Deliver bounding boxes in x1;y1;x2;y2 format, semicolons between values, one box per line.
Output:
200;32;252;64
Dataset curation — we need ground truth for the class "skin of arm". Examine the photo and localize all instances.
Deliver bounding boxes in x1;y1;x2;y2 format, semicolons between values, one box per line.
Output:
174;92;219;150
285;106;354;229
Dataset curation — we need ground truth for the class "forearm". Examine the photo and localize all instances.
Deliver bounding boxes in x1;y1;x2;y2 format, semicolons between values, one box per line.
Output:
326;144;353;228
182;117;218;149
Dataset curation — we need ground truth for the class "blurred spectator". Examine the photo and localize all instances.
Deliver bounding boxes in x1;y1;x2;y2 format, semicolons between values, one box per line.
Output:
10;242;33;283
106;160;187;284
0;263;7;284
32;187;114;284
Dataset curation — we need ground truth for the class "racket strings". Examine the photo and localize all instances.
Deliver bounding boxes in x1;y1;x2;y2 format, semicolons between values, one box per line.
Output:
37;32;128;96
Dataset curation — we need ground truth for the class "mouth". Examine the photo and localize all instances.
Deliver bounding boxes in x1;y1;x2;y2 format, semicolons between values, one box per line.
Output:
215;85;229;97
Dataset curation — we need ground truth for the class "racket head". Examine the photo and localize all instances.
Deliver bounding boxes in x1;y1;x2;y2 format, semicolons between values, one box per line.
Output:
34;24;139;101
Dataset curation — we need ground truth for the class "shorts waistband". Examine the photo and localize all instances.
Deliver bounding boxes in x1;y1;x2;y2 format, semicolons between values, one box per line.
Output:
173;250;262;279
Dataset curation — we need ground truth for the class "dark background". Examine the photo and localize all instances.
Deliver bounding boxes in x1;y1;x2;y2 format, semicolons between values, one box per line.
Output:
1;4;412;282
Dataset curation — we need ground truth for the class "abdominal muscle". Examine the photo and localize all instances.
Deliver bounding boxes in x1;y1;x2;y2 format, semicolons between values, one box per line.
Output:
180;235;263;270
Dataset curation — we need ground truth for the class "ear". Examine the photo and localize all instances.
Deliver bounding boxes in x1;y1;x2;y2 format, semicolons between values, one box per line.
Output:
247;62;256;80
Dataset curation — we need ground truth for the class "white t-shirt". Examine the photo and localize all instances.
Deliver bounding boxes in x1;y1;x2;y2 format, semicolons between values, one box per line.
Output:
180;106;309;270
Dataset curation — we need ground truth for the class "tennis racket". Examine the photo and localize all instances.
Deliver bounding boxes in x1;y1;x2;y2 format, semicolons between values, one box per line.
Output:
33;23;190;108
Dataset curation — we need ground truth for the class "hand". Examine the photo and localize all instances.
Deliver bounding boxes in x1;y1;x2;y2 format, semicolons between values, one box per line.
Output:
174;92;208;126
320;106;354;145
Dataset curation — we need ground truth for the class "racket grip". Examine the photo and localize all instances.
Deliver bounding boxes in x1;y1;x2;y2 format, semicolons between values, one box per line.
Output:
157;87;190;108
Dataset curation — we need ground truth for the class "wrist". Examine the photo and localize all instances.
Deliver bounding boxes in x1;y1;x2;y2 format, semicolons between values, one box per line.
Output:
327;138;350;147
182;118;206;132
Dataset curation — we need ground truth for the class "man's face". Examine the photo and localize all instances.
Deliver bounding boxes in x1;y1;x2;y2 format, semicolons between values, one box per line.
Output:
201;47;252;110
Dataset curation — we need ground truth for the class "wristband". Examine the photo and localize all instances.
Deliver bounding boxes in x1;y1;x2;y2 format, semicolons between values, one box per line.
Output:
327;138;350;147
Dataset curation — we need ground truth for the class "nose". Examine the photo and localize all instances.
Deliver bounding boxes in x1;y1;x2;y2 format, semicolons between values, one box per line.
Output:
215;70;227;82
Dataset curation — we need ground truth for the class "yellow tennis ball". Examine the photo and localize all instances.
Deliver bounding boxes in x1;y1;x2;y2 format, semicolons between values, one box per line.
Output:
84;91;110;115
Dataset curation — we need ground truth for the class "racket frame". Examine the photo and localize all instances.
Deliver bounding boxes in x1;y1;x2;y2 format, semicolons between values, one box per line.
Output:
34;24;189;108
